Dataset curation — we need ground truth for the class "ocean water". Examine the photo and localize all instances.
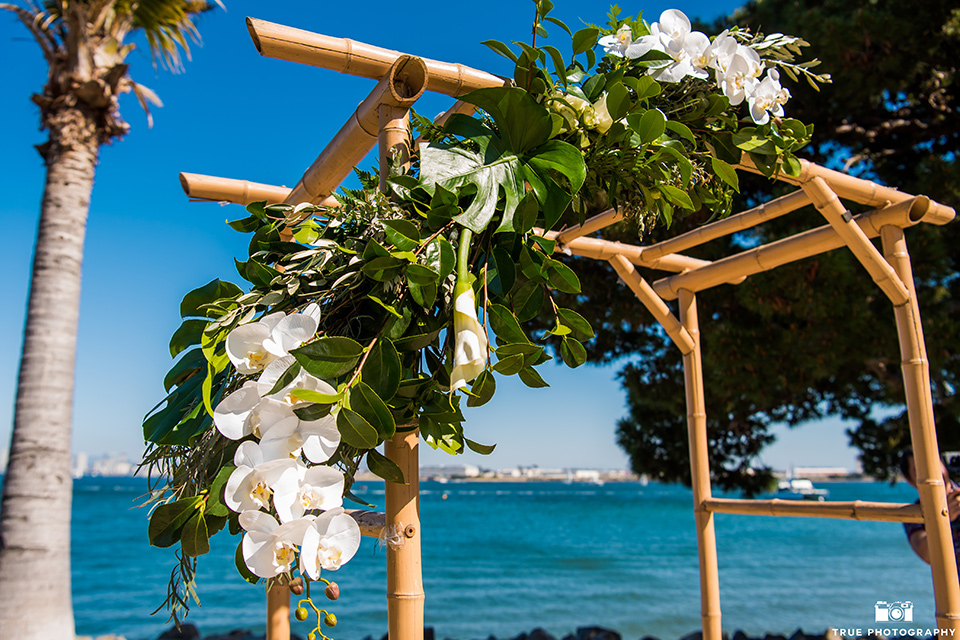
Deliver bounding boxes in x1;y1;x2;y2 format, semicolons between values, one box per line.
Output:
67;478;937;640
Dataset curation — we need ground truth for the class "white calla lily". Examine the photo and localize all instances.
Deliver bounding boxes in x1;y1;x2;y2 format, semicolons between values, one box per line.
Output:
299;507;361;580
225;312;285;374
239;510;315;578
224;441;298;512
450;282;488;392
273;462;345;523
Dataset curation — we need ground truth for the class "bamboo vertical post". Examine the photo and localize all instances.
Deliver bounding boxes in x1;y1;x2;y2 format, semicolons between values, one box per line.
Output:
384;430;424;640
881;226;960;632
266;584;291;640
380;103;424;640
678;289;722;640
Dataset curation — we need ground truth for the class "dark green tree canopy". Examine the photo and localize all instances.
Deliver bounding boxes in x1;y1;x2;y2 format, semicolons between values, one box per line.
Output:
563;0;960;492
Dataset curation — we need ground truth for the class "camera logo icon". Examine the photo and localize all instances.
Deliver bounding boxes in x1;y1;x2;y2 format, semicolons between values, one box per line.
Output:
875;600;914;622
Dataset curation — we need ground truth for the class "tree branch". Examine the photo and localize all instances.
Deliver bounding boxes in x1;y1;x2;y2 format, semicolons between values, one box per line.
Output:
0;3;57;62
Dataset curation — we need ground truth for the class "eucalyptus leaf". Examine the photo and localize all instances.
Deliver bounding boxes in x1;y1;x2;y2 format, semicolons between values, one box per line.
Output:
181;513;210;557
467;370;496;407
363;339;401;401
351;383;396;441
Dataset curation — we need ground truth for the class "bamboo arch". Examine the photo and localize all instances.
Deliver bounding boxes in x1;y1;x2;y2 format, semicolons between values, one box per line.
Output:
178;16;960;640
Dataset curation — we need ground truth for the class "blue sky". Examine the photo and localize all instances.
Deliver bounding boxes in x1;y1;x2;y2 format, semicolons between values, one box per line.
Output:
0;0;864;472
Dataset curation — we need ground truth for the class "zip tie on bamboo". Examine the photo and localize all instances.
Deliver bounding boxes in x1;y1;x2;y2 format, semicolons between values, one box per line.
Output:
652;195;941;300
608;255;695;354
247;18;506;98
641;190;811;261
802;176;910;306
703;497;924;522
346;509;387;538
284;55;428;206
179;172;342;208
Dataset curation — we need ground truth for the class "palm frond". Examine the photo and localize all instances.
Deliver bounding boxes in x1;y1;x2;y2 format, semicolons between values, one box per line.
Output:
131;0;216;72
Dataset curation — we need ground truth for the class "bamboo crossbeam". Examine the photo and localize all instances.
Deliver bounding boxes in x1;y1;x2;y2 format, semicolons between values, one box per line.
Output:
609;255;695;354
735;155;911;208
179;172;341;208
346;509;386;538
284;55;428;206
803;177;910;305
555;208;625;245
703;497;924;522
247;18;505;98
535;229;742;278
641;190;811;261
652;196;940;300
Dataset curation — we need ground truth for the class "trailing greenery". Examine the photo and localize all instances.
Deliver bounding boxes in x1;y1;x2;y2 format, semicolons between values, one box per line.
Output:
141;0;823;625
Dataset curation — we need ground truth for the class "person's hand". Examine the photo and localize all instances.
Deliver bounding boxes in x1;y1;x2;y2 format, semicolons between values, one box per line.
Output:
946;484;960;523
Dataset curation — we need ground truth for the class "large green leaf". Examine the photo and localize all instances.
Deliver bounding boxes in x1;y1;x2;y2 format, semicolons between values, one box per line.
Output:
363;339;401;401
180;279;241;319
292;337;363;379
148;497;202;548
420;87;586;234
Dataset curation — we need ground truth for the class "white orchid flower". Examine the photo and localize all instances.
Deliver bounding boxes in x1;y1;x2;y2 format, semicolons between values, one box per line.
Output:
450;281;488;392
748;69;789;125
239;510;315;578
599;25;660;59
224;441;298;513
273;462;345;523
262;308;319;358
258;413;341;464
256;356;343;463
653;9;692;47
214;383;296;440
717;49;762;106
299;507;361;580
226;312;285;374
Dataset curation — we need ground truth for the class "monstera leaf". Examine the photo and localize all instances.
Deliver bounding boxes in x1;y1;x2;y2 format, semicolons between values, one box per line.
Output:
420;87;586;233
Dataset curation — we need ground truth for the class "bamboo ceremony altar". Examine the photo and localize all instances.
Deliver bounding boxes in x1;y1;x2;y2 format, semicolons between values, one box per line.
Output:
176;15;960;640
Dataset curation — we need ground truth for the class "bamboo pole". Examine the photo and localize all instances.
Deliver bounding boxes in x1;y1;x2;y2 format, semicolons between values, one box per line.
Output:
608;255;695;354
703;497;924;522
652;196;942;300
284;55;428;206
678;289;722;640
346;509;387;538
802;177;910;305
735;155;912;208
881;226;960;632
247;18;505;98
266;584;291;640
385;431;424;640
380;107;424;640
641;190;811;261
555;208;624;245
178;172;342;208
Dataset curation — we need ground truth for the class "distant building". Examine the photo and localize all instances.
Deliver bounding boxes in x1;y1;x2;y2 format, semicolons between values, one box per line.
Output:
421;464;480;479
73;452;88;479
791;466;853;478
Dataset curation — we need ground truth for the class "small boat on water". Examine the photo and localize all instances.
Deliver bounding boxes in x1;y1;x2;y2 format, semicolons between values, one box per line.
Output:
776;478;829;501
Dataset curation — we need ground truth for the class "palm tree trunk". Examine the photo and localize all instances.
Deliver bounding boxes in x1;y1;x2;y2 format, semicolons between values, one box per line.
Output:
0;103;100;640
